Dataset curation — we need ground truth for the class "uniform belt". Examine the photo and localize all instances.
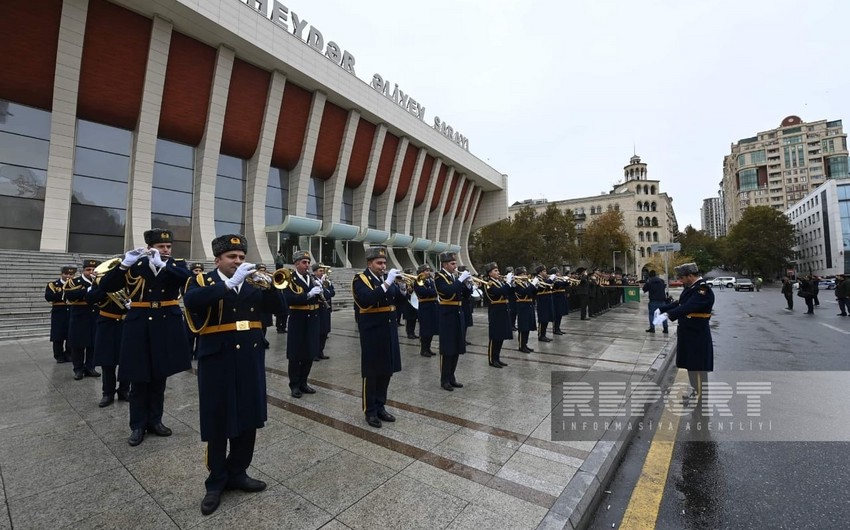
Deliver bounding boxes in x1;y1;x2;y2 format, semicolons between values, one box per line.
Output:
67;301;88;306
537;291;552;295
517;299;533;303
359;305;396;314
417;297;436;302
553;289;566;293
489;300;508;304
200;320;263;334
289;304;319;310
99;311;125;320
130;301;180;309
686;313;712;318
52;302;67;306
439;301;462;306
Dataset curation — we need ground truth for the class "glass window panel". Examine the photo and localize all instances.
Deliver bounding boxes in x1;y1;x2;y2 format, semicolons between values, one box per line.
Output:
839;186;850;201
71;175;128;209
268;167;289;190
306;195;321;220
215;220;243;236
68;232;124;255
214;197;244;223
340;201;352;224
0;132;49;170
74;148;130;182
0;165;46;199
265;186;285;209
76;119;132;155
151;188;192;217
0;226;40;250
154;138;194;169
150;213;192;241
215;175;244;201
153;163;194;192
217;155;245;179
0;101;52;139
69;204;126;236
0;195;45;230
266;206;284;226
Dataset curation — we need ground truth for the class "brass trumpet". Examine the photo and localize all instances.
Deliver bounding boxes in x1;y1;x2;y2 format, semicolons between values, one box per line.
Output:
244;267;298;290
93;257;131;306
398;272;427;287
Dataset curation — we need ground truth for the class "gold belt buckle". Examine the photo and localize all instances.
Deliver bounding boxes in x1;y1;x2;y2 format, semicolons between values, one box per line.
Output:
235;320;250;331
150;301;161;309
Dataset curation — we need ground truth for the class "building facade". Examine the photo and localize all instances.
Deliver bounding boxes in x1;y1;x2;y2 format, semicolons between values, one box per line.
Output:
0;0;507;268
722;115;849;233
785;179;850;277
700;196;726;238
509;155;678;277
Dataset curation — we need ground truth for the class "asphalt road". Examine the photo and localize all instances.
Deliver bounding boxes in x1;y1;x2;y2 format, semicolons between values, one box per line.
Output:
588;284;850;529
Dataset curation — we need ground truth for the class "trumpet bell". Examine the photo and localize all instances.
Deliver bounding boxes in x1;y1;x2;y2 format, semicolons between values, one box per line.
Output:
272;267;294;290
245;271;274;290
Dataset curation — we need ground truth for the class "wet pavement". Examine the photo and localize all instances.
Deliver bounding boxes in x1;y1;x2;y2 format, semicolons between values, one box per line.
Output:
0;300;674;529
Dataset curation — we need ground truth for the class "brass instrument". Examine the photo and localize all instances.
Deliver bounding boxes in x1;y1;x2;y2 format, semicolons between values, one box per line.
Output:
271;267;298;291
245;269;274;290
321;267;332;288
552;275;581;286
468;276;492;287
398;272;422;287
309;272;331;309
93;257;131;307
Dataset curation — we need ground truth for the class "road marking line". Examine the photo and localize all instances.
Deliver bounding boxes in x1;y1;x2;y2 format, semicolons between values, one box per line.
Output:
619;371;686;530
820;323;850;335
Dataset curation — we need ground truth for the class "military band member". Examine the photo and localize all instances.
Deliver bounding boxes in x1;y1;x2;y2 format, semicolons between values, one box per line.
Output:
575;267;590;320
352;246;404;428
283;250;323;398
100;228;191;447
186;262;205;359
505;266;517;331
458;265;474;345
401;268;419;339
550;267;568;335
64;259;101;380
413;263;438;357
255;264;273;349
513;266;536;353
88;275;128;407
182;234;281;516
533;265;554;342
313;263;334;360
435;251;472;391
483;262;512;368
45;266;75;363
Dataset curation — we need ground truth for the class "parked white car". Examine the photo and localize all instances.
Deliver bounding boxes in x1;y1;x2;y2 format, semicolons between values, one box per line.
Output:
708;276;736;288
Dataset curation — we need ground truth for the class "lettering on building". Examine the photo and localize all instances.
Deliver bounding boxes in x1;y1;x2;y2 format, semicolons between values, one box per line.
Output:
370;75;425;121
433;117;469;151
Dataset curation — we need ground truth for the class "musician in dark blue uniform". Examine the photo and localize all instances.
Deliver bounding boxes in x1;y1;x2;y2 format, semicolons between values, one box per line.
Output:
550;267;569;335
513;266;536;353
458;265;474;345
483;262;512;368
413;263;438;357
401;268;419;339
185;262;206;359
313;263;334;360
183;234;283;516
88;273;128;407
658;263;714;405
100;228;191;447
352;246;404;428
533;265;554;342
45;266;75;363
64;259;101;380
435;251;472;391
504;266;517;331
283;250;322;398
575;267;590;320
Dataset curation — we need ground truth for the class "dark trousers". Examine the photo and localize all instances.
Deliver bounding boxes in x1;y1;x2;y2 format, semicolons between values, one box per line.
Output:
319;333;328;355
577;295;589;319
838;297;849;315
405;315;418;337
440;354;460;385
71;346;94;372
362;375;391;416
518;331;530;349
538;321;549;338
648;301;668;331
129;378;166;430
52;341;68;361
205;428;257;493
288;359;314;390
420;335;434;354
101;365;124;396
275;314;287;331
814;294;820;306
784;293;794;309
553;316;563;332
805;297;814;313
488;339;503;364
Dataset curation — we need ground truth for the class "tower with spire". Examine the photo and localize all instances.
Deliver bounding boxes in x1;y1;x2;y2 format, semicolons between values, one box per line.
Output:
624;154;647;182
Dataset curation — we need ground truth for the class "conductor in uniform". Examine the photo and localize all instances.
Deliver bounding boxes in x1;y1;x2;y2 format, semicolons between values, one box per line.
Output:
435;251;472;391
100;228;192;447
283;250;323;398
656;263;714;405
183;234;283;516
483;262;512;368
45;266;75;363
352;246;404;428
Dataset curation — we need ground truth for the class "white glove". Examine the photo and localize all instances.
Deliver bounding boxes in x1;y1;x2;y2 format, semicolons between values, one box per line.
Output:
653;308;661;320
385;268;399;286
308;286;323;297
124;299;132;310
653;312;669;327
505;272;514;285
531;277;540;287
225;262;255;289
149;248;165;268
458;270;471;283
121;248;146;267
549;273;556;281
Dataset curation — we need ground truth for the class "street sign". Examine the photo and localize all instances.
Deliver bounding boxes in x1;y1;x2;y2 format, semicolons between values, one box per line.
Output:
651;243;681;253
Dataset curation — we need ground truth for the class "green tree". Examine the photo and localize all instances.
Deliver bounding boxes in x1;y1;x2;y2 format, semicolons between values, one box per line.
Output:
580;210;634;271
676;225;721;273
725;206;795;278
537;204;579;268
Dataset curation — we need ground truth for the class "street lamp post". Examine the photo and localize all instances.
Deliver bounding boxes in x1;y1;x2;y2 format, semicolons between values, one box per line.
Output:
613;250;621;273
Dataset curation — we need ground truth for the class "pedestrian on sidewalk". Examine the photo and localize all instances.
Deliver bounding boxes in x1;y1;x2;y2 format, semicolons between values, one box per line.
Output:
655;263;714;405
642;270;668;334
799;276;815;314
781;277;794;310
812;275;821;306
836;273;850;316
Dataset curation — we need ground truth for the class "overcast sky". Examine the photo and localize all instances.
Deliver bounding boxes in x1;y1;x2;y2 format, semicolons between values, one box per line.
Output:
279;0;850;230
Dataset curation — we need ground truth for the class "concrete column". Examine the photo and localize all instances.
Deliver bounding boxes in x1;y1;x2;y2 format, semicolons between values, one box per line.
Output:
453;183;475;247
322;109;360;222
288;90;326;216
398;147;426;235
459;188;483;268
441;173;466;243
190;45;234;260
377;137;409;231
126;15;172;249
40;0;90;252
353;124;387;229
427;167;455;242
412;158;442;238
244;70;286;264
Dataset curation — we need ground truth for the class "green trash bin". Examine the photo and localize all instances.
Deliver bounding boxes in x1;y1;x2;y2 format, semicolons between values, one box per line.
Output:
624;286;641;303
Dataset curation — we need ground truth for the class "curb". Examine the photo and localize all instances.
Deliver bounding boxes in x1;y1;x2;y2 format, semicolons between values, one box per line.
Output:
538;338;678;530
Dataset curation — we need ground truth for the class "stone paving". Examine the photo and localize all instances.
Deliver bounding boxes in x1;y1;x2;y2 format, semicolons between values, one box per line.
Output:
0;300;674;530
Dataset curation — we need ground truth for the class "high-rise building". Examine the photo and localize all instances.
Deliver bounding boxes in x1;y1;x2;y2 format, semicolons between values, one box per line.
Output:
700;196;726;238
785;179;850;277
509;155;678;278
722;115;849;233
